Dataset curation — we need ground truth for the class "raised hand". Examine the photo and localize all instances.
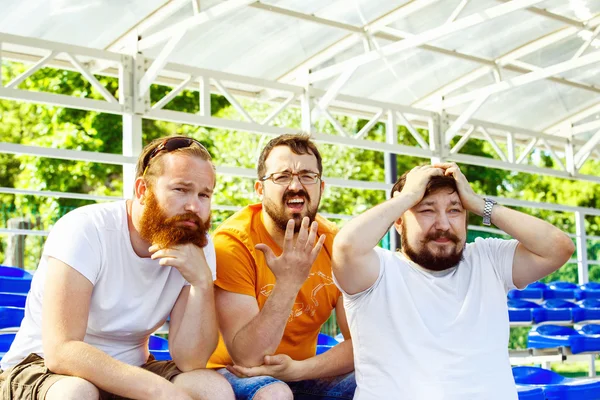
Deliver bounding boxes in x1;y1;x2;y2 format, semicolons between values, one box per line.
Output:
395;165;445;207
433;162;485;215
256;217;326;290
149;243;213;287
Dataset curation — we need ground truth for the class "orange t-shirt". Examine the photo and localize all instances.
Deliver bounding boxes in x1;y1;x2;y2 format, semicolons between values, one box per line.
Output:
207;203;341;369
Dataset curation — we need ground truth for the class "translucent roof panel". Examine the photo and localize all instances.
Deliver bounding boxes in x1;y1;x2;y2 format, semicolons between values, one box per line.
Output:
0;0;165;49
142;5;348;79
1;0;599;141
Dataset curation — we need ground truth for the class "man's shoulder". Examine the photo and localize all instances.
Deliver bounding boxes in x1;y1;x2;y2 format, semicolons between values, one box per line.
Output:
213;204;262;251
315;213;339;236
53;201;124;232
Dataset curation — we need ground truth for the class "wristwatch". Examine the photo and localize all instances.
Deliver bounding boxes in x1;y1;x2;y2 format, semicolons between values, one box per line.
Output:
482;198;497;226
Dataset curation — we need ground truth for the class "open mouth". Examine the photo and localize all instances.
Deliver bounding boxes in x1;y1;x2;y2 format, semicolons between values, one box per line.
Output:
286;197;305;212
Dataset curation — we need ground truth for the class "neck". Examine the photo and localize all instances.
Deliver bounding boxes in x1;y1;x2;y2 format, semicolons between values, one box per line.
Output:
127;199;152;258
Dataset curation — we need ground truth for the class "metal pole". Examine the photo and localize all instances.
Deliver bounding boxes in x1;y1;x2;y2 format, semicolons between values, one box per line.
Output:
386;110;399;251
575;210;589;284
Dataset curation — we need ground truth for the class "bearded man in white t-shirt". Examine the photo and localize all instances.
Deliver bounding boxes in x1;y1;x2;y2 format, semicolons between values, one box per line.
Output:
0;136;234;400
332;163;575;400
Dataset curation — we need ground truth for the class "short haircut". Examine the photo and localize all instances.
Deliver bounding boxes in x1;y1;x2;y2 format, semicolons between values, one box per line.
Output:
257;134;323;178
391;167;458;199
135;135;213;185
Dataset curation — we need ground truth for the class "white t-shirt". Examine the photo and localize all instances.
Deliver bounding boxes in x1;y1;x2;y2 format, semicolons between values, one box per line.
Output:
335;237;519;400
1;201;216;370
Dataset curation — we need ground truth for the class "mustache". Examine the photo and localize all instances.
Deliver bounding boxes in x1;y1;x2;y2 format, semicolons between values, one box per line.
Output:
424;230;460;243
283;190;310;203
164;212;203;227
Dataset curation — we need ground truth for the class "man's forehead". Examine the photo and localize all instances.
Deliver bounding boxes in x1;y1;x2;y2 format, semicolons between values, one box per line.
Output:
161;154;215;186
265;146;318;172
417;189;462;206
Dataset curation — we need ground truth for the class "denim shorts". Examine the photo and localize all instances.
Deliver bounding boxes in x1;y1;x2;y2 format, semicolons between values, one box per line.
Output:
217;368;356;400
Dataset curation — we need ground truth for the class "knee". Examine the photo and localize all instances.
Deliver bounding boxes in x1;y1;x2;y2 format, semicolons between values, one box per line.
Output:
46;377;100;400
206;371;235;400
253;382;293;400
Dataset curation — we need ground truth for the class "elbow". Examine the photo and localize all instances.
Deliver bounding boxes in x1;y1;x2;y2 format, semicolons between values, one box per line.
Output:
43;344;71;374
558;233;576;265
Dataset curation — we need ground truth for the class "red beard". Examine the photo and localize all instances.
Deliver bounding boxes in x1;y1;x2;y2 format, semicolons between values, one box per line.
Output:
139;189;211;248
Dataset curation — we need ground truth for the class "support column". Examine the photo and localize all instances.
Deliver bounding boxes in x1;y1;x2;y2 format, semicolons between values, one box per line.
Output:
385;110;399;251
575;211;589;284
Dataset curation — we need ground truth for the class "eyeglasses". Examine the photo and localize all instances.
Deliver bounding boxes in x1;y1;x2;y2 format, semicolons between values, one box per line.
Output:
142;137;206;176
260;171;321;186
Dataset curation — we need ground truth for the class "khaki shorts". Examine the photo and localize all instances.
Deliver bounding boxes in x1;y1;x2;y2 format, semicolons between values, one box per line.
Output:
0;353;182;400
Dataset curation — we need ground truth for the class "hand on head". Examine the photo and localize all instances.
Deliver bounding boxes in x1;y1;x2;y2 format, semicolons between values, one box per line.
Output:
394;163;483;214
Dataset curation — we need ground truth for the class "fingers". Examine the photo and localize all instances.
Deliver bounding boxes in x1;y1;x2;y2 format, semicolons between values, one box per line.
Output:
304;221;319;250
255;244;276;264
310;234;326;259
226;365;247;379
264;354;286;365
282;219;295;253
296;217;310;246
230;364;265;378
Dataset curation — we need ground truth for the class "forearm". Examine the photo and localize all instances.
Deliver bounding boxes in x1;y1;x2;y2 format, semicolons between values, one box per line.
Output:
335;193;416;257
293;339;354;381
231;282;299;367
170;283;218;370
491;205;574;263
46;341;171;399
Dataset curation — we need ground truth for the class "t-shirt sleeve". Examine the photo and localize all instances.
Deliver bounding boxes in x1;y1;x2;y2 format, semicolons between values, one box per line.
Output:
42;210;102;285
333;247;385;308
213;230;257;297
474;237;519;291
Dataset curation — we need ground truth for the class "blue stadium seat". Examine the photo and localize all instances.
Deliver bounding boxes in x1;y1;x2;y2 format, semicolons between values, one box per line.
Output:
0;307;25;330
0;332;16;359
516;385;545;400
0;266;33;279
513;366;600;400
0;293;27;308
527;325;600;354
544;282;577;301
148;335;171;361
576;283;600;300
572;299;600;323
532;300;576;324
508;282;545;302
508;300;540;324
316;333;339;355
0;277;32;294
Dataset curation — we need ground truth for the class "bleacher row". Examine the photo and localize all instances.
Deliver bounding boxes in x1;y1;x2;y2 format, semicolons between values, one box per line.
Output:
0;265;599;399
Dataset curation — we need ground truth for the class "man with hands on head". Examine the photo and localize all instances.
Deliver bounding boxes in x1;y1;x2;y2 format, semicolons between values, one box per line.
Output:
0;136;234;400
207;134;356;399
332;163;575;400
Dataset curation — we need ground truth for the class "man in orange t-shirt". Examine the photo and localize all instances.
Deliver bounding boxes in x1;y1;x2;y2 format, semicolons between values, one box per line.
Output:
208;134;355;399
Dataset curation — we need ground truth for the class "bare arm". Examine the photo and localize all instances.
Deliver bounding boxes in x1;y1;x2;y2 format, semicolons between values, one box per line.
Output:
168;284;218;370
490;205;575;288
333;166;443;294
216;283;301;367
228;298;354;381
42;257;190;400
436;163;575;289
216;217;325;367
157;244;219;371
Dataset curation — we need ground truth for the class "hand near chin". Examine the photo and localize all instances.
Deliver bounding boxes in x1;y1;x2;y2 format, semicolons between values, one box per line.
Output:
432;162;485;214
149;243;213;287
256;217;326;290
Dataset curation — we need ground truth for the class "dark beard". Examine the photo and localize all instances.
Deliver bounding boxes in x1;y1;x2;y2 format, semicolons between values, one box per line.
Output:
139;189;211;248
263;188;319;233
401;224;464;272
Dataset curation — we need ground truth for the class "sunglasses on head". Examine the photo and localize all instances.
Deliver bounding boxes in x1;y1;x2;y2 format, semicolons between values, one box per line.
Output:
142;137;206;176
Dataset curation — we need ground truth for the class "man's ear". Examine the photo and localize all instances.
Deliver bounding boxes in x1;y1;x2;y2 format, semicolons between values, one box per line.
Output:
254;180;264;200
134;177;148;204
393;216;403;235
